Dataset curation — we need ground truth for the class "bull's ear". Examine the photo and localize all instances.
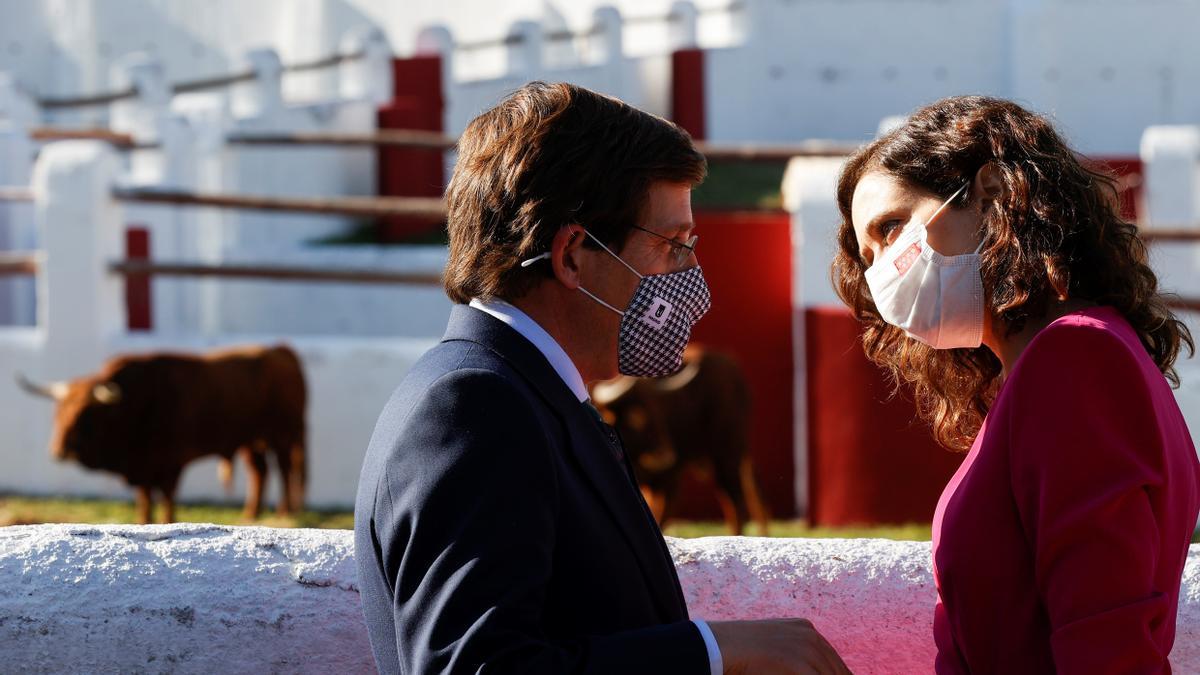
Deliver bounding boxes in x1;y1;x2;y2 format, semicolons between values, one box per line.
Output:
92;382;122;405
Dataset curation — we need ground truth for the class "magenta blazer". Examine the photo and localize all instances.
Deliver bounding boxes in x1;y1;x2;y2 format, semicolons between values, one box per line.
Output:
933;306;1200;673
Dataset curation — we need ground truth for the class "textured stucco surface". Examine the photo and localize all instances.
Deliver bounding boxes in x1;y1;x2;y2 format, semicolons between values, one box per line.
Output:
2;525;1197;674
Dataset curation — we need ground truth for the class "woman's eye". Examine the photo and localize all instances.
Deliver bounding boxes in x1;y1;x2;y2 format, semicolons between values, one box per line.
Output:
880;220;903;243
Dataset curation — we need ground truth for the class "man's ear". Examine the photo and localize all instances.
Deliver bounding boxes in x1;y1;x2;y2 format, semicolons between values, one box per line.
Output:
972;162;1004;211
550;225;587;290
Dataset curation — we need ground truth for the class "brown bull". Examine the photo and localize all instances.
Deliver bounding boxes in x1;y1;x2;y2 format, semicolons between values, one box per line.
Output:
591;346;769;535
17;344;307;524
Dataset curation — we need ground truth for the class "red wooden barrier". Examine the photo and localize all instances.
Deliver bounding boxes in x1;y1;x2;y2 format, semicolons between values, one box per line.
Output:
1092;157;1142;221
675;209;795;518
805;307;964;526
671;48;706;140
377;56;446;241
125;227;152;331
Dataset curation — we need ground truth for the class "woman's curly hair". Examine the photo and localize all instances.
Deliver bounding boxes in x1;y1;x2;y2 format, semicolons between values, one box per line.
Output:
832;95;1194;451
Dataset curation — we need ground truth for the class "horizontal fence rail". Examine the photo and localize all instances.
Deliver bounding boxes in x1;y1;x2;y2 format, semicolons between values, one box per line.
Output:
695;140;861;162
0;252;39;276
109;260;443;286
25;126;868;161
111;187;448;219
227;129;456;150
35;50;365;109
30;127;141;149
0;186;34;202
1137;228;1200;243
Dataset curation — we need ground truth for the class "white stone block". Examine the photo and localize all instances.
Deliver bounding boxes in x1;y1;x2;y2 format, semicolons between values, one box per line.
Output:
1141;126;1200;228
2;526;1197;674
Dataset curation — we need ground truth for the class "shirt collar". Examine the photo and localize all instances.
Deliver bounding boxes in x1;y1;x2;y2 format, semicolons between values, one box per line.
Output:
468;298;589;403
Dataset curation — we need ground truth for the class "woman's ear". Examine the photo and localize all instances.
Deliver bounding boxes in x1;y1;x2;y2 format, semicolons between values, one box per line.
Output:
972;162;1004;210
550;225;587;290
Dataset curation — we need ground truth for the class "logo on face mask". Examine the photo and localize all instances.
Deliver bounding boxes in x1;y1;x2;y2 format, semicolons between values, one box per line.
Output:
894;242;923;276
641;297;673;329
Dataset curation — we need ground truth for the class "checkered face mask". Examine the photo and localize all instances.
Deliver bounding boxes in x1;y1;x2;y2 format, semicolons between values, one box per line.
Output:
579;230;712;377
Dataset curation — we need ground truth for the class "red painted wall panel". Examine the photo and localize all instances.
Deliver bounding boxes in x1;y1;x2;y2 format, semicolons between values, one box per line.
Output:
377;56;446;241
671;48;706;140
805;306;964;526
677;210;795;518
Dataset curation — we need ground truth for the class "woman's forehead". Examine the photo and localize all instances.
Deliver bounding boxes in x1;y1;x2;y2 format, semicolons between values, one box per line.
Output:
851;173;910;229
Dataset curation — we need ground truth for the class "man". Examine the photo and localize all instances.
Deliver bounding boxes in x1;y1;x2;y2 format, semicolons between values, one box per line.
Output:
354;81;848;674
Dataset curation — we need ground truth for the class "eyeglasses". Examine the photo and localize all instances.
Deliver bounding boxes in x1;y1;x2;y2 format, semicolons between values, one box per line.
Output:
631;225;698;267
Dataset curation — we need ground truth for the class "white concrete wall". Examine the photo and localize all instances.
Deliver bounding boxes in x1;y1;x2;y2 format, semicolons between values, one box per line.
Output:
704;0;1200;155
2;524;1198;673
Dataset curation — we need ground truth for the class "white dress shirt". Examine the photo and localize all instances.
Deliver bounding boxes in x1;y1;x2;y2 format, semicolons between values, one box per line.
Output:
469;298;723;675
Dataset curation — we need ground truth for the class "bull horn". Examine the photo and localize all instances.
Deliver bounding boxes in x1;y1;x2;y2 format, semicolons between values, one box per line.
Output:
15;373;69;401
653;359;702;392
92;382;122;405
591;376;636;405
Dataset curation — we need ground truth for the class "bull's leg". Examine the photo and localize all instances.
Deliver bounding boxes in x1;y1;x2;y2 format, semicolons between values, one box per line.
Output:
713;455;749;536
288;441;306;514
242;448;269;521
639;485;668;525
134;486;153;525
741;458;771;536
272;444;293;517
657;475;683;531
158;472;182;524
160;491;176;524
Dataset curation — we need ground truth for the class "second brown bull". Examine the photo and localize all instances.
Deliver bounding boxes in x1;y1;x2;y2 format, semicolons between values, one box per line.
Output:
591;346;769;535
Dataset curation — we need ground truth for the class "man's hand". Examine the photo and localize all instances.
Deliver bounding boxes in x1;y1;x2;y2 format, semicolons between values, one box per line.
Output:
708;618;851;675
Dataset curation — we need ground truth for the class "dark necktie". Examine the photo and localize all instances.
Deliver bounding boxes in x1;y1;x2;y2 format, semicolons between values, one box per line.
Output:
582;399;626;466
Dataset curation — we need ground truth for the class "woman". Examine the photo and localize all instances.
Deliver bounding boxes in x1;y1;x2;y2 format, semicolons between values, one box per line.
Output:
832;95;1200;673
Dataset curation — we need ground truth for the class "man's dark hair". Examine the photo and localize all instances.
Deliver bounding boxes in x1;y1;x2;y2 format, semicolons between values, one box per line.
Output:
443;81;707;304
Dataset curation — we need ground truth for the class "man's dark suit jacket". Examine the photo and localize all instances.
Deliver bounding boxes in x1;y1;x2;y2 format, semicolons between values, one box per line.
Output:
354;304;710;674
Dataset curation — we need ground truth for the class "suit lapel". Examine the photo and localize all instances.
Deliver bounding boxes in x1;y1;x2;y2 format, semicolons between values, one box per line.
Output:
442;305;688;621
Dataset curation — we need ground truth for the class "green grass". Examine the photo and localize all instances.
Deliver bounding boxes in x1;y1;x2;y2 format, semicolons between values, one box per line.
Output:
662;519;931;541
0;495;354;530
1;495;925;539
692;160;788;211
7;496;1194;543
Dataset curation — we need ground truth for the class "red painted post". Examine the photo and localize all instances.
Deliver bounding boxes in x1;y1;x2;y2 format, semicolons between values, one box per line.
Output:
125;226;152;331
1091;156;1143;221
671;48;706;140
377;56;446;241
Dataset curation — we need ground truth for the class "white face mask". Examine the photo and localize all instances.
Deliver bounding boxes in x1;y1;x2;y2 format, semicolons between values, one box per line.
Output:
864;183;986;350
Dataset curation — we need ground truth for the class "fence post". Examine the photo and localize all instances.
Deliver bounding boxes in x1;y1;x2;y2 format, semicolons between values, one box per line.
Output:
235;48;285;119
340;27;394;105
588;6;624;66
506;21;544;78
668;1;700;50
781;156;845;517
0;73;39;130
1140;126;1200;228
0;75;37;326
31;141;124;376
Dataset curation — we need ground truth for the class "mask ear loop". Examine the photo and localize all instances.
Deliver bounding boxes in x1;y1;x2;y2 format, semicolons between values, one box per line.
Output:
925;182;970;231
519;229;645;280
